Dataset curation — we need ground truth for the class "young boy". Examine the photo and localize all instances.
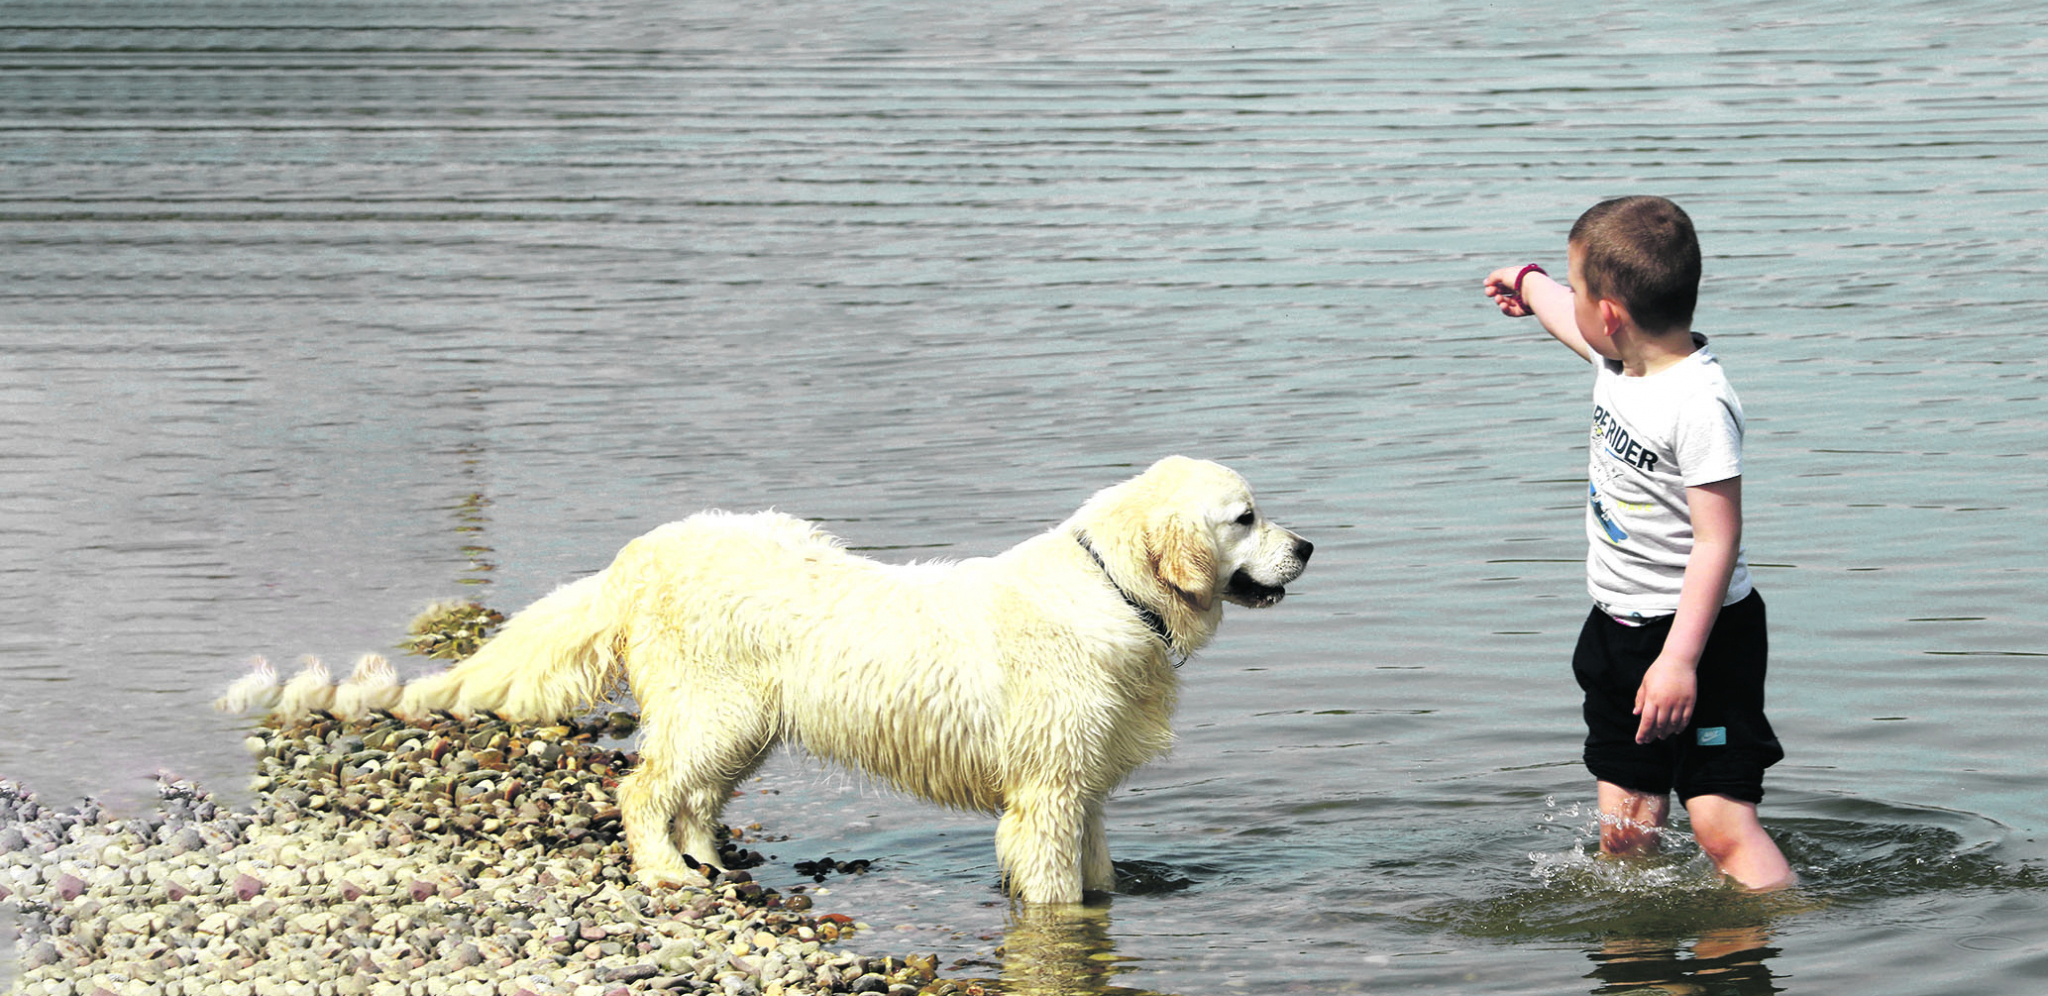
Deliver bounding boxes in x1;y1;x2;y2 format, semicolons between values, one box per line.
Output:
1483;195;1795;891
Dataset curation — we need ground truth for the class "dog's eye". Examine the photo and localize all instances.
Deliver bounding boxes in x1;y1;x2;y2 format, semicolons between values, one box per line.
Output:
1235;510;1256;526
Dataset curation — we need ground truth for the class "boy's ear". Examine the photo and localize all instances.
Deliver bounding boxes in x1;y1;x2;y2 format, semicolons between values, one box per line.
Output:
1598;297;1632;335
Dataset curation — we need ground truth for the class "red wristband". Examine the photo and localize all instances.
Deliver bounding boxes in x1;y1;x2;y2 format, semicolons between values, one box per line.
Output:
1513;263;1547;298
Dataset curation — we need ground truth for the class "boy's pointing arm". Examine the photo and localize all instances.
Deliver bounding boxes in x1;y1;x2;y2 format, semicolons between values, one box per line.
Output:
1484;264;1595;362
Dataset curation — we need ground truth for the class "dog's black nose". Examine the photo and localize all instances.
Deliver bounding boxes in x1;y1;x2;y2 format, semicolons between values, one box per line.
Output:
1295;538;1314;563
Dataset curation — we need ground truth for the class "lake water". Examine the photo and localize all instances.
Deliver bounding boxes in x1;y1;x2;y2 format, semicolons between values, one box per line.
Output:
3;0;2045;992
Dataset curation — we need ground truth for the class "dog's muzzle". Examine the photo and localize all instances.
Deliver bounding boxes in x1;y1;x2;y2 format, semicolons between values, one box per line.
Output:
1223;536;1313;608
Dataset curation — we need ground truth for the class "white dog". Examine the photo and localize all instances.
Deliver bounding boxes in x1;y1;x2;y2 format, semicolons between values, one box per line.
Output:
251;456;1311;904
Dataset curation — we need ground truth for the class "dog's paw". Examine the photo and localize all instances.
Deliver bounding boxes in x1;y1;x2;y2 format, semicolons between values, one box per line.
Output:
634;864;713;890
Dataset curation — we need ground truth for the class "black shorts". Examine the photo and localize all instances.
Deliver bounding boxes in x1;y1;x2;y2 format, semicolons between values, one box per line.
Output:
1572;590;1783;804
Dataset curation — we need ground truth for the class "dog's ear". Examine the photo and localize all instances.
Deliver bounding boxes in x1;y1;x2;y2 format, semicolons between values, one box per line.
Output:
1147;509;1215;611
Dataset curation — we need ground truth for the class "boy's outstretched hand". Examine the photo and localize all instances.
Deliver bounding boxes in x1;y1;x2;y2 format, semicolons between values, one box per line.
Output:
1634;655;1698;743
1483;266;1536;317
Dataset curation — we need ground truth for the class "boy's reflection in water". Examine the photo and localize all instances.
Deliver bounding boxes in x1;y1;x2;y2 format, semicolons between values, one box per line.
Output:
1587;927;1783;996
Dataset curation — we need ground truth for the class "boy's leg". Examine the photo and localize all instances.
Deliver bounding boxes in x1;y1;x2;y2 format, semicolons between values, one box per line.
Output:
1684;793;1796;891
1674;593;1793;891
1596;779;1670;857
1577;607;1678;857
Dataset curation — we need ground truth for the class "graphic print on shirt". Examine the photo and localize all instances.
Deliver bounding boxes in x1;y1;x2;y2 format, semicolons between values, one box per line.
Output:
1587;403;1668;547
1589;481;1628;544
1591;403;1661;473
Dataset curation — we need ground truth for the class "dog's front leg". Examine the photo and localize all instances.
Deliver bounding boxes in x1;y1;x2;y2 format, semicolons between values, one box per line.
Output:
995;784;1085;904
1080;796;1114;895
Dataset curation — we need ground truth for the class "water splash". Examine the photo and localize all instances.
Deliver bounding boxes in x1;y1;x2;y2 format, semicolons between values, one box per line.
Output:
1524;795;1724;893
1419;797;1774;941
1417;794;2046;943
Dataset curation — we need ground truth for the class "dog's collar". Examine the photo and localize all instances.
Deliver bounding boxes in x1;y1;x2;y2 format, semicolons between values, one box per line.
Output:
1074;532;1178;659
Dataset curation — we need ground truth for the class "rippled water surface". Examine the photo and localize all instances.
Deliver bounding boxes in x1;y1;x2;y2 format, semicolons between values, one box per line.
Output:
4;1;2046;992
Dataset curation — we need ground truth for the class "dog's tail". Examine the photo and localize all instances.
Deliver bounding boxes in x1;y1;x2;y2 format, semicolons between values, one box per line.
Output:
394;572;622;724
276;655;336;719
217;573;622;727
214;653;399;723
331;653;403;721
213;656;283;715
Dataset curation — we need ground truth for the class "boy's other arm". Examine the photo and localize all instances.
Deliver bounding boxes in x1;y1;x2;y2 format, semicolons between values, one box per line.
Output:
1634;476;1743;744
1483;264;1594;361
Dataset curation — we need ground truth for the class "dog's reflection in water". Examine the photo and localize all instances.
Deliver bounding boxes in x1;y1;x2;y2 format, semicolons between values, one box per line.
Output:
995;902;1136;996
973;859;1191;995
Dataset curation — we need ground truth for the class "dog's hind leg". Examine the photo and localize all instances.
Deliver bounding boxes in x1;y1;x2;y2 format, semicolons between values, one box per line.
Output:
619;679;774;887
995;784;1086;904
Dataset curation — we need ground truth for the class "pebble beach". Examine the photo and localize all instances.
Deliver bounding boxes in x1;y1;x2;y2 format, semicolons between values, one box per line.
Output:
0;711;965;996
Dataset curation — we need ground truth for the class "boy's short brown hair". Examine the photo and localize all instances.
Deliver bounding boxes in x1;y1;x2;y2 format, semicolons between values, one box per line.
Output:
1568;196;1701;333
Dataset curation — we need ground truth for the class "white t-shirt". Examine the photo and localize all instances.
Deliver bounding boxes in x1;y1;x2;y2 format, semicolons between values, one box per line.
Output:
1585;334;1752;618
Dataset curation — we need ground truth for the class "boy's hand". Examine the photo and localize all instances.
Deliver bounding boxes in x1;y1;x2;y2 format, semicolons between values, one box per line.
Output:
1483;266;1535;317
1633;655;1698;744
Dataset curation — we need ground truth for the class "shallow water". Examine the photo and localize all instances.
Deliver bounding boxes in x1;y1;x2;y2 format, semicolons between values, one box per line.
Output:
3;1;2046;992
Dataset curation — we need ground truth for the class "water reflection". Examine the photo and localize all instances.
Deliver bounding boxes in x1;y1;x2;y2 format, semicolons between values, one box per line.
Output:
1585;928;1782;996
994;902;1153;996
985;897;1789;996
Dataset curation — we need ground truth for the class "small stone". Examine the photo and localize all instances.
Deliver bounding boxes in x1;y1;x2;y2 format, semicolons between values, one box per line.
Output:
597;964;659;983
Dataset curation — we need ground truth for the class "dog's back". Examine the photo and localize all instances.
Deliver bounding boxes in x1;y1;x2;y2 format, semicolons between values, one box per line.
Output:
606;510;1010;812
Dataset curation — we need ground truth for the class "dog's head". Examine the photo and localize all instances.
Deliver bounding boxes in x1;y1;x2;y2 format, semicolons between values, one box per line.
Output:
1071;456;1313;652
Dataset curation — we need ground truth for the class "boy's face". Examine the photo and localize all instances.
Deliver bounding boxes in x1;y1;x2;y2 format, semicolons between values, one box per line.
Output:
1568;241;1622;362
